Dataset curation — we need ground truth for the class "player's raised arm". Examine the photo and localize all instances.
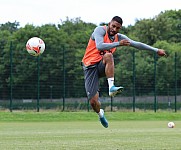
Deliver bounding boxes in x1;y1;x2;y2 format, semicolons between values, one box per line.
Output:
117;33;167;57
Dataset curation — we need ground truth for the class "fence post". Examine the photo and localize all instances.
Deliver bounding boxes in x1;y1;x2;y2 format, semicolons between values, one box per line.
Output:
87;98;89;112
9;41;13;112
111;97;113;112
37;56;40;112
132;50;135;112
62;46;65;111
154;53;157;112
174;52;177;112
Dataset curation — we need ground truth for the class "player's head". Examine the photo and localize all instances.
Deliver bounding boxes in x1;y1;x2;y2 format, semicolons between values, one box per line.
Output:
108;16;123;36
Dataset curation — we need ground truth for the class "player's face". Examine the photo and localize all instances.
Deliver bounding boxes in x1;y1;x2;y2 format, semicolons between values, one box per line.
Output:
108;21;122;36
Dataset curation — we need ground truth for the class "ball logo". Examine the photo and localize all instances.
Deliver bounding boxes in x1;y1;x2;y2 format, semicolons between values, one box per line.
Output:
32;45;41;54
26;43;31;50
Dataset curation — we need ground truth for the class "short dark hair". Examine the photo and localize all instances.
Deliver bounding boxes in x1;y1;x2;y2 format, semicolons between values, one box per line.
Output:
111;16;123;25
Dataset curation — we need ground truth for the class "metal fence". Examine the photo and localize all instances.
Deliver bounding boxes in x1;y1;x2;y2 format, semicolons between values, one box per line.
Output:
0;44;181;112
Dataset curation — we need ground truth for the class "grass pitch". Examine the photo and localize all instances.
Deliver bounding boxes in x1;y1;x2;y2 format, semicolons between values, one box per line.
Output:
0;111;181;150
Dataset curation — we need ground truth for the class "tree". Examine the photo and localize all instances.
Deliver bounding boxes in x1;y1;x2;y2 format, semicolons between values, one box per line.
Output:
133;10;181;45
0;21;20;33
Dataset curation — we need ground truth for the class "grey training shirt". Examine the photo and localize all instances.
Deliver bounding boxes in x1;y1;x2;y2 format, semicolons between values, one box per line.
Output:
91;26;158;52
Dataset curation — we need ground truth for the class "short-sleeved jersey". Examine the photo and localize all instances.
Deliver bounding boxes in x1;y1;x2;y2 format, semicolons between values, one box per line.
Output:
82;26;118;67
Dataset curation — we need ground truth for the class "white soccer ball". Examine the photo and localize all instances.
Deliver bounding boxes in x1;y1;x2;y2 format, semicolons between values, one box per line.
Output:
26;37;45;56
168;122;175;128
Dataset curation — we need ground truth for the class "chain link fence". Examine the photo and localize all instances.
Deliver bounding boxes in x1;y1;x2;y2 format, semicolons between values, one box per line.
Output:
0;45;181;112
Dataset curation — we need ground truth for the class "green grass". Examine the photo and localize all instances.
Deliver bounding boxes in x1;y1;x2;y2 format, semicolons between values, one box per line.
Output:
0;111;181;150
0;110;180;122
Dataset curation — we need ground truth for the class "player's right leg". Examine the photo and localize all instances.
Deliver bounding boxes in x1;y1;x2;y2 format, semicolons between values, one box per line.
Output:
90;93;108;128
99;109;108;128
83;64;108;128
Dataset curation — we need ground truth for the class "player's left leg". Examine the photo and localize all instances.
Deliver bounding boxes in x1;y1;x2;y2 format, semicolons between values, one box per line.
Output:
101;53;124;97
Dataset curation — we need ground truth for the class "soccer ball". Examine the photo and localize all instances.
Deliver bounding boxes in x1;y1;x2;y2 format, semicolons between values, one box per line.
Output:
26;37;45;56
168;122;175;128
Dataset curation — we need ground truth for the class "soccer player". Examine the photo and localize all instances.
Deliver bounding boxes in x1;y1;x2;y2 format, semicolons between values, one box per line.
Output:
81;16;166;128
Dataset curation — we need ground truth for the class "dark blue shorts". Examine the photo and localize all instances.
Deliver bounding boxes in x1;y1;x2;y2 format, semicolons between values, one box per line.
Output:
82;61;106;100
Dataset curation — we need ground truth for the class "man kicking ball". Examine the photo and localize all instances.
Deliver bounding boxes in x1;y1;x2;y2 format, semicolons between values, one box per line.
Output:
81;16;166;128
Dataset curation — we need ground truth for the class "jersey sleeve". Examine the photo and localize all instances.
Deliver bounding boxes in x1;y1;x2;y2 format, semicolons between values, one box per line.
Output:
118;33;158;52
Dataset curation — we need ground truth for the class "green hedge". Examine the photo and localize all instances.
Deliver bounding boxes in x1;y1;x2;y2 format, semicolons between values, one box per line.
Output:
0;101;180;111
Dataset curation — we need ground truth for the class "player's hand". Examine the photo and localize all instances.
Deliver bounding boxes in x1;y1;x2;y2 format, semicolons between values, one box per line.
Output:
157;49;167;57
119;39;130;46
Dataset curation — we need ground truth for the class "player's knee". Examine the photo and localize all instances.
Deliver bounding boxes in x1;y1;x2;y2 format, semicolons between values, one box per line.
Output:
90;98;96;107
104;52;113;58
90;97;100;108
103;53;113;62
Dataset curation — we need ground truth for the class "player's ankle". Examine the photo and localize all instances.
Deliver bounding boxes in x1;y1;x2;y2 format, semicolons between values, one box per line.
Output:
97;109;104;118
